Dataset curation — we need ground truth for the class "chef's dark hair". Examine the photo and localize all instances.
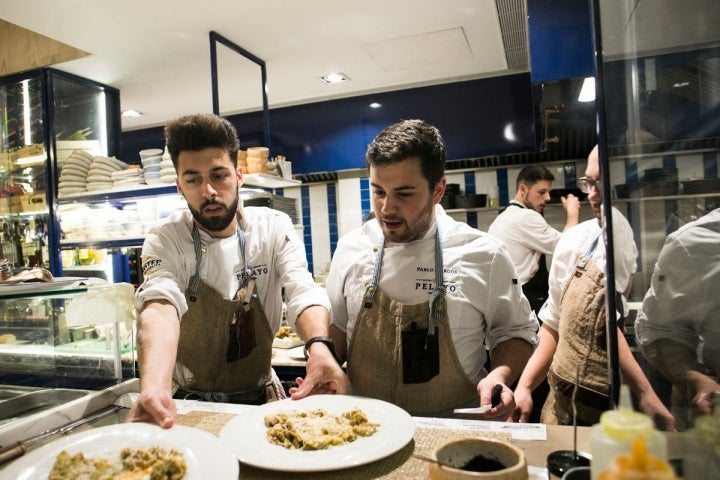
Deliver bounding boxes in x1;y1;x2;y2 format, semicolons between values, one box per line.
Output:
516;165;555;189
366;119;446;189
164;113;240;169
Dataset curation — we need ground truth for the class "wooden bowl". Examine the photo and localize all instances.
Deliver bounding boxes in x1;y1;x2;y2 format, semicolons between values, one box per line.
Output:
428;438;528;480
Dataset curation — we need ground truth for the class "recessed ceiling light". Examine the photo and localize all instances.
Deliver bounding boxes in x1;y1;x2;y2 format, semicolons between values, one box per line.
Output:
121;109;144;117
320;73;350;84
369;102;382;109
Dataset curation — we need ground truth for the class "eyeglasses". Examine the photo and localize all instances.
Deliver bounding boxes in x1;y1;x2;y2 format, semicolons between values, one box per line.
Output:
578;176;600;194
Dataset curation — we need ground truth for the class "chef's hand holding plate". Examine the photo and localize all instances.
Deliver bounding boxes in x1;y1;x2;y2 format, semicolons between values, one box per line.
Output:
126;385;177;429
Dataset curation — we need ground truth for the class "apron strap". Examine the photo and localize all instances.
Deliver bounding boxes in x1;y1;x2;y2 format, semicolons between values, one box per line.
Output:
190;219;253;296
363;227;446;337
577;233;602;270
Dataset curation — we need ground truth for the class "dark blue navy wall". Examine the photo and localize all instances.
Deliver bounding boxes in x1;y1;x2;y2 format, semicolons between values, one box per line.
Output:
122;74;538;174
527;0;595;83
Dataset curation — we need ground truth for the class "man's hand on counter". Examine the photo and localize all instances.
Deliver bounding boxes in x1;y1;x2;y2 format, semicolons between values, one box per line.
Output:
126;386;176;429
289;340;349;399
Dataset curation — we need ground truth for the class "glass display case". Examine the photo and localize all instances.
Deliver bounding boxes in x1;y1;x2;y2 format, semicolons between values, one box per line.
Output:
596;0;720;434
0;68;121;276
0;281;136;391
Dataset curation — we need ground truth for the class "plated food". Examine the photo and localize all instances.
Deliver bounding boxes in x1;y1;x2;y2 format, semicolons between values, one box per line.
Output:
264;408;379;450
219;394;416;472
49;446;187;480
2;423;238;480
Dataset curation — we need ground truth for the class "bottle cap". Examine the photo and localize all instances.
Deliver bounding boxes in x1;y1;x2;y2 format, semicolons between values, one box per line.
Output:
600;385;654;441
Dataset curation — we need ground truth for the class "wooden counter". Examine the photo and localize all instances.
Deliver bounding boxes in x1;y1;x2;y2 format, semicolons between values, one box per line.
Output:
10;392;686;480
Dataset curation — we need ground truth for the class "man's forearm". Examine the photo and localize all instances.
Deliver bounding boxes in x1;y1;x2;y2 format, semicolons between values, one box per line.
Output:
488;337;534;385
137;303;180;391
515;324;559;391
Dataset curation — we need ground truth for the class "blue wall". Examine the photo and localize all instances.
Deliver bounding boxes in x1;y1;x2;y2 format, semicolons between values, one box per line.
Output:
121;74;539;174
527;0;595;83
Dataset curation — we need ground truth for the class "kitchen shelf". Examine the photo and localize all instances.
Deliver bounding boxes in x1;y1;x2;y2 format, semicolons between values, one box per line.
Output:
60;236;146;249
243;173;301;188
611;192;720;203
57;184;179;204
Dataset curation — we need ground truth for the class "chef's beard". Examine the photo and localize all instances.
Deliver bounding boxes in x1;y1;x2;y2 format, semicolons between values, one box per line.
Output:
188;196;239;232
379;200;435;243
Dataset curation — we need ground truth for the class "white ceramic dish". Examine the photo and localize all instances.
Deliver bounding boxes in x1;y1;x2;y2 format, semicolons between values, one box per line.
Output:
2;423;239;480
0;277;88;296
219;394;415;472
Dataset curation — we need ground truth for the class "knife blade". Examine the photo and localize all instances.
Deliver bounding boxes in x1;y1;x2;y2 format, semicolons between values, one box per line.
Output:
0;404;122;466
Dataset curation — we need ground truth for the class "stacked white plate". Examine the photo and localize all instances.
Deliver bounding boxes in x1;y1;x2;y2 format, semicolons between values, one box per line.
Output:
87;156;129;192
58;150;93;195
160;158;176;183
111;168;144;189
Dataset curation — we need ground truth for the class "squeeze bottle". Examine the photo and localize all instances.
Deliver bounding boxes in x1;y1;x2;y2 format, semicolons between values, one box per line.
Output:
590;385;667;479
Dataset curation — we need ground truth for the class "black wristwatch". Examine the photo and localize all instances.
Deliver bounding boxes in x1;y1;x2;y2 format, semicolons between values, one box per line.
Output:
304;336;341;365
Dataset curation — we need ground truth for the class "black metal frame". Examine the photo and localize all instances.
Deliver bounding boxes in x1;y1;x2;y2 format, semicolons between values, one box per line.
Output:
209;31;271;150
589;0;621;409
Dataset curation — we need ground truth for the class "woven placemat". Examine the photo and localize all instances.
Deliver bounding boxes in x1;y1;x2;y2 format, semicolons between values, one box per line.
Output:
176;411;512;480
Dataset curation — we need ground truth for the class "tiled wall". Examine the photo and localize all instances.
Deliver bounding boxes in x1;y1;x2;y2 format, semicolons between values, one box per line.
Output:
283;151;719;286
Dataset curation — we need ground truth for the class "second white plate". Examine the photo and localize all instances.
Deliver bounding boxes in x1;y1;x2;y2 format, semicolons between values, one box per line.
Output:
219;394;415;472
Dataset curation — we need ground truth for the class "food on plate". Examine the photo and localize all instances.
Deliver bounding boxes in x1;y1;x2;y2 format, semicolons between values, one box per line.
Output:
0;267;54;284
264;408;379;450
0;333;17;344
597;436;676;480
275;325;296;339
49;446;187;480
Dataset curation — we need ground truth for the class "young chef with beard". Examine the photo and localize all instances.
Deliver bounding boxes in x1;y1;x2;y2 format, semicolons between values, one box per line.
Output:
311;119;538;418
127;113;348;428
511;145;674;430
488;165;580;314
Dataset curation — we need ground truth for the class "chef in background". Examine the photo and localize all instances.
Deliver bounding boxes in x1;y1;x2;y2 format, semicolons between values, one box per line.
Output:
488;165;580;314
305;119;538;418
127;113;347;428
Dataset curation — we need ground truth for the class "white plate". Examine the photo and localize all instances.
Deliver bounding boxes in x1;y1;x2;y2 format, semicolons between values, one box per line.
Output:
288;345;306;360
0;277;88;296
220;394;415;472
3;423;239;480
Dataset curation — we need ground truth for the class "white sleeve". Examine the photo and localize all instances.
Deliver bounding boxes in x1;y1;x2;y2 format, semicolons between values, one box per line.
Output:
635;234;701;351
271;213;331;325
134;227;189;317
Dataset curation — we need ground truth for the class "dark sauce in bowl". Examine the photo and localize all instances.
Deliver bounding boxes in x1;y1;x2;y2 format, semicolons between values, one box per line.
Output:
461;455;506;472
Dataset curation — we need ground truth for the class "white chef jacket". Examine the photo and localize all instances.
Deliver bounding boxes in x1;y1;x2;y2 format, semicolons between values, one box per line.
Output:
327;205;538;383
135;203;329;334
635;208;720;371
488;201;561;285
538;207;638;331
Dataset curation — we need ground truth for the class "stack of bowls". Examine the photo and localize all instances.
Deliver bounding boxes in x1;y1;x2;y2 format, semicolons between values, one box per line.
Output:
139;148;163;184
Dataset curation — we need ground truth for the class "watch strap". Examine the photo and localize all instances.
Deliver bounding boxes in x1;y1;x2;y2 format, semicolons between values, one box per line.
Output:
303;336;340;364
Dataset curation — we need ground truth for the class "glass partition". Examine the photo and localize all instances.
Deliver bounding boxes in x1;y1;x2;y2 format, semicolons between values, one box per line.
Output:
596;0;720;432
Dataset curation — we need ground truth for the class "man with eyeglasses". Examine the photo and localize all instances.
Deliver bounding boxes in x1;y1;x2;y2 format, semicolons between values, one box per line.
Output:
489;165;580;314
511;145;674;430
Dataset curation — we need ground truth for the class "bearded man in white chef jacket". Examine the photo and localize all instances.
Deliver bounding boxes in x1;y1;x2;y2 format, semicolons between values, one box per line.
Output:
317;119;538;418
127;113;348;428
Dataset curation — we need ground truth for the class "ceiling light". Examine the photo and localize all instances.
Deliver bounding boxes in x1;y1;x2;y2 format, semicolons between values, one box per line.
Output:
578;77;595;102
369;102;382;109
121;109;144;117
320;73;350;84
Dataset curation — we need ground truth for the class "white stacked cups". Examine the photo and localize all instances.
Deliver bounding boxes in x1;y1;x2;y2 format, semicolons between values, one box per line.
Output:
139;149;163;184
